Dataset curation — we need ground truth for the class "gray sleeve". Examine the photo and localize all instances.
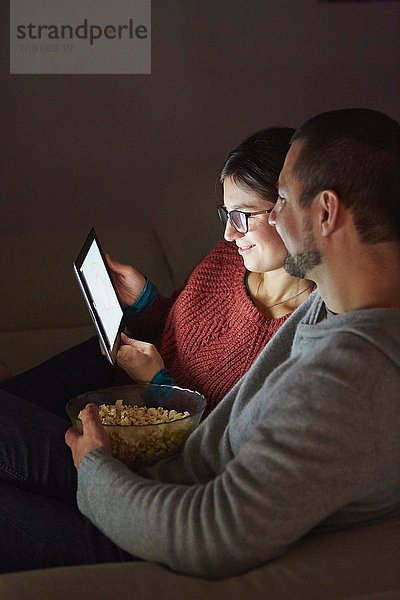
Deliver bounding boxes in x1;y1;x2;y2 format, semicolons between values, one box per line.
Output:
76;329;396;579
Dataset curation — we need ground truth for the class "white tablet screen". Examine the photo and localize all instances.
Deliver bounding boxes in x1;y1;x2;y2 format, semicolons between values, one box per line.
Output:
79;238;123;349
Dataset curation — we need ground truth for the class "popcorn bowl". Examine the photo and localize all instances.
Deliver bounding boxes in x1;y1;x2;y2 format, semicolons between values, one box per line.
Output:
66;384;207;466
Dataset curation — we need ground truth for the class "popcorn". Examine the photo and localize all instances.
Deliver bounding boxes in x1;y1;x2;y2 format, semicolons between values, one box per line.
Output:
79;399;194;465
97;399;190;426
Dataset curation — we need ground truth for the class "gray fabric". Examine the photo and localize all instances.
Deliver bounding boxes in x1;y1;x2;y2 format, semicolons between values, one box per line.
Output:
77;292;400;579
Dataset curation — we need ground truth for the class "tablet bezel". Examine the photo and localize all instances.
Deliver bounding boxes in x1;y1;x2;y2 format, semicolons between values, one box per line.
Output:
73;228;124;365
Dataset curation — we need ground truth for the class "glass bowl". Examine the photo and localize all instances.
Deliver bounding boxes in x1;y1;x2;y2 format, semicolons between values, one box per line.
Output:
65;384;207;466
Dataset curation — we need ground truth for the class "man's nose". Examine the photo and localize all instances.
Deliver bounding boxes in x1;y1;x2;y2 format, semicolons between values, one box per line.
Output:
268;204;278;227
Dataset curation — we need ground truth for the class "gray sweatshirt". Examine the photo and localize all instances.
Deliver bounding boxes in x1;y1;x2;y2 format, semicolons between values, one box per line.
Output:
77;292;400;579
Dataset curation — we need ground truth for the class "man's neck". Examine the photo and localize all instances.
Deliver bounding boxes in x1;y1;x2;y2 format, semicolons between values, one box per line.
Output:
315;242;400;314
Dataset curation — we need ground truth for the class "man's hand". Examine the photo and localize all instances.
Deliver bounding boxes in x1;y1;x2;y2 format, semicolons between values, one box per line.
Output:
65;404;112;469
105;254;146;306
117;332;165;384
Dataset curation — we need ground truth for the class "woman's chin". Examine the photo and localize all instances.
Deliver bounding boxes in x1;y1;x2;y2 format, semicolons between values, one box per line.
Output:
242;258;261;272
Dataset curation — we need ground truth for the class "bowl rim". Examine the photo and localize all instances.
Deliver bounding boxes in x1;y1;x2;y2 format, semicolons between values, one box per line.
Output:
65;383;207;428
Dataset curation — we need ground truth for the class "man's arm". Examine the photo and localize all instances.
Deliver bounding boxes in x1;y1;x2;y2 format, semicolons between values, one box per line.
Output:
74;327;399;579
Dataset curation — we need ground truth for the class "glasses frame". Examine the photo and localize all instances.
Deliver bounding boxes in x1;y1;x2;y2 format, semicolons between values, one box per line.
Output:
217;204;273;234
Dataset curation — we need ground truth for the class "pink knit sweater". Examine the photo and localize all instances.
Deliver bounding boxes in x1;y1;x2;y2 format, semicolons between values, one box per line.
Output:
159;240;291;415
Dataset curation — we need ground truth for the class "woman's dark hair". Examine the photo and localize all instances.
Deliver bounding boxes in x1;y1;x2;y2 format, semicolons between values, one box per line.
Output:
292;108;400;243
219;127;295;202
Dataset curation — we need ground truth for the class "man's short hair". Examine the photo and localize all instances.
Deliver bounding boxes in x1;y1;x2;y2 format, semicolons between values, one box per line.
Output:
292;109;400;243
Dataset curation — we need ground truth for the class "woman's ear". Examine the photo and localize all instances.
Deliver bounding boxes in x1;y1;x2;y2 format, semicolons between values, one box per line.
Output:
318;190;340;237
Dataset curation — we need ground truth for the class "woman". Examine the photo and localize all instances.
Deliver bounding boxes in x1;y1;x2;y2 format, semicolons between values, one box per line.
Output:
0;127;313;418
110;127;314;414
0;126;315;574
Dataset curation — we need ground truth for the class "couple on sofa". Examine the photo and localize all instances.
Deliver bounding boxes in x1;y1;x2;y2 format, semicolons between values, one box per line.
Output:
0;108;399;579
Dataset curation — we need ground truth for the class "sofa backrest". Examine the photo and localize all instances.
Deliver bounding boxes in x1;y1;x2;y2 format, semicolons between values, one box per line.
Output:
1;173;222;375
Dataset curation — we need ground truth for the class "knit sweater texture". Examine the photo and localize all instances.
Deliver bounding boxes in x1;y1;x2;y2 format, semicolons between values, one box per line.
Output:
128;240;291;414
78;292;400;579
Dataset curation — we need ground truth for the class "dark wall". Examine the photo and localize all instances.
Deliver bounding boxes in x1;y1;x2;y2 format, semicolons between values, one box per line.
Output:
1;0;399;238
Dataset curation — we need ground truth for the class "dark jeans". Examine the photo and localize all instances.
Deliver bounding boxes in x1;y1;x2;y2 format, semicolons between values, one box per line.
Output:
0;339;134;573
0;336;114;418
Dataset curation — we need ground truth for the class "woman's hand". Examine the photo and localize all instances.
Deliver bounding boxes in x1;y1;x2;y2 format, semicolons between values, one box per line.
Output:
65;404;112;469
105;254;146;306
117;332;165;384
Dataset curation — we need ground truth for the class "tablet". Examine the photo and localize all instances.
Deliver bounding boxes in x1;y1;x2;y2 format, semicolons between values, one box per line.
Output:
74;228;124;365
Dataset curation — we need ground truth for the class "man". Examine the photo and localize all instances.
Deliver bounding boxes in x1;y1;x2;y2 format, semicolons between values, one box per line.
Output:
65;108;400;579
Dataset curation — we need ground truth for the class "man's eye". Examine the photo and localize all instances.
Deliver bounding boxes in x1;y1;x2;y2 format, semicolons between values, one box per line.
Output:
278;194;286;204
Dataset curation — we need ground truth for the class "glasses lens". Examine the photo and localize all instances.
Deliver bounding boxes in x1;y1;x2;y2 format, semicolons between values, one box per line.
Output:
230;211;247;234
217;206;228;227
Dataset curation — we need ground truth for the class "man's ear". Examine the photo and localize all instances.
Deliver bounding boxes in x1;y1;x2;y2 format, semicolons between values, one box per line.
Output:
318;190;340;237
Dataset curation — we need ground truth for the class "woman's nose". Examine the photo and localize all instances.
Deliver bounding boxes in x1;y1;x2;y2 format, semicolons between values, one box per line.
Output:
223;221;243;242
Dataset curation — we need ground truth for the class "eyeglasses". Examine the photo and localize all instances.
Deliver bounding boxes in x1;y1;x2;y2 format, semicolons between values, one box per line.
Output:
217;204;273;234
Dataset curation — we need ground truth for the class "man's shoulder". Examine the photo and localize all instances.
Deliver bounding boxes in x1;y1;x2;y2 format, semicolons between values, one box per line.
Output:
295;296;400;337
300;306;400;366
343;308;400;369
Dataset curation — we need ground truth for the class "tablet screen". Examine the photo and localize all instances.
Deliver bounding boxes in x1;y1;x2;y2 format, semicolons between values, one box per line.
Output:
74;229;123;364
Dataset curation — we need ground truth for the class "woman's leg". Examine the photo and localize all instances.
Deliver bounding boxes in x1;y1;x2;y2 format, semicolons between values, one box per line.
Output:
0;355;134;574
0;337;114;419
0;480;133;574
0;390;135;574
0;389;76;502
0;355;10;380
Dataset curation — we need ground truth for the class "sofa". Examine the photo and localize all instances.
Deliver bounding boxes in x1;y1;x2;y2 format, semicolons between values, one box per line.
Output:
1;516;399;599
1;201;399;598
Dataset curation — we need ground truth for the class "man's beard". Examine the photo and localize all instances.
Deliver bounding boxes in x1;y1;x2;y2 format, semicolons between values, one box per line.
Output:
283;230;322;279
